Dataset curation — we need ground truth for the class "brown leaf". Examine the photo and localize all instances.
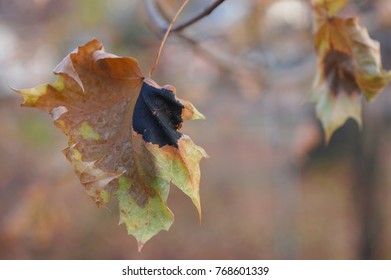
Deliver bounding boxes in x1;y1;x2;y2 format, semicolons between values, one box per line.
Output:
16;39;207;248
310;3;391;141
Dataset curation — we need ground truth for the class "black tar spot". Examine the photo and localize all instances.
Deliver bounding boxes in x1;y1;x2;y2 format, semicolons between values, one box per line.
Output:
133;82;184;148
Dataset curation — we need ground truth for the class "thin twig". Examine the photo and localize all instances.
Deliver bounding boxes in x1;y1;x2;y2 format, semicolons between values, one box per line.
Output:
149;0;190;78
145;0;226;33
172;0;226;32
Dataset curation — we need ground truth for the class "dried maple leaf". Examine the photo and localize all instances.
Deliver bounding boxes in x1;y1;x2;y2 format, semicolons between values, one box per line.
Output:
310;0;391;141
313;0;348;17
16;39;207;250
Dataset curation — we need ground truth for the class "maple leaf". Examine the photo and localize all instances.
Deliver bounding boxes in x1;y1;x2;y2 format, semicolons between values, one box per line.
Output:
15;39;207;250
310;0;391;142
312;0;348;17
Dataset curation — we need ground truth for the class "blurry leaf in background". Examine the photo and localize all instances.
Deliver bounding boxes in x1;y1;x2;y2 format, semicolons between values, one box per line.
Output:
15;39;207;250
310;0;391;142
311;0;348;16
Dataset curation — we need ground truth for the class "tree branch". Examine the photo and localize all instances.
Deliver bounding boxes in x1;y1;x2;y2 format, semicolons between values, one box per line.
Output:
144;0;226;33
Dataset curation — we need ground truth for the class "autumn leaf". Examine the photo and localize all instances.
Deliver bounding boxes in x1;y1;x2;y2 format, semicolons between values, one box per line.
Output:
310;0;391;141
312;0;348;17
15;39;207;250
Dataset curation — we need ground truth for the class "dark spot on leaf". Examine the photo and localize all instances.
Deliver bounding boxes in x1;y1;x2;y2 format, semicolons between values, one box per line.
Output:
133;82;184;148
128;180;156;207
324;50;360;96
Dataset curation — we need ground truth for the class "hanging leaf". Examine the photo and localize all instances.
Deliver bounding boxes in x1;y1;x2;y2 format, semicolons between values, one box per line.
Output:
15;39;207;250
310;0;391;141
312;0;348;17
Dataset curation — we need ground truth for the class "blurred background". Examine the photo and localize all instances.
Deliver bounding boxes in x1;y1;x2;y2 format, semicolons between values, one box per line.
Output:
1;0;391;259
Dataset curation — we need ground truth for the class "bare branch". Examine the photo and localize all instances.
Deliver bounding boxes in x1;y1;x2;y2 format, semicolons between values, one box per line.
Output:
145;0;226;33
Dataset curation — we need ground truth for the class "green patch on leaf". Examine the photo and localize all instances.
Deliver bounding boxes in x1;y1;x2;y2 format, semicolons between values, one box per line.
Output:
117;176;173;251
17;84;48;107
79;121;100;140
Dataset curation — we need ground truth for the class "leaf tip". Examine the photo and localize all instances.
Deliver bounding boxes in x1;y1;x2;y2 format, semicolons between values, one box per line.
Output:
324;128;333;145
191;108;206;121
13;84;49;107
179;98;206;121
137;241;145;252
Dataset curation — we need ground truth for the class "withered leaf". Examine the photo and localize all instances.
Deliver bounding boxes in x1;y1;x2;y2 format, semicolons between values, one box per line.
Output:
16;39;207;250
310;0;391;141
312;0;348;17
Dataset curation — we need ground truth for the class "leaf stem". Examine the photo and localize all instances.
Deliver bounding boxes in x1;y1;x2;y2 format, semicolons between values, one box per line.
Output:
148;0;190;78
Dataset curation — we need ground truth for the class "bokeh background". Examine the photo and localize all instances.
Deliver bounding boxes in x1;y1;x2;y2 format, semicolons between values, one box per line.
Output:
1;0;391;259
